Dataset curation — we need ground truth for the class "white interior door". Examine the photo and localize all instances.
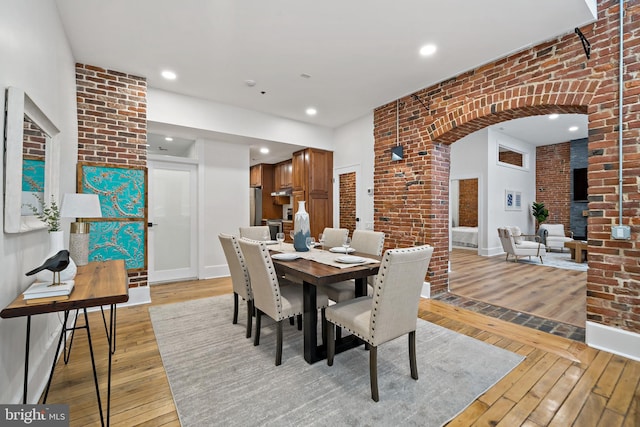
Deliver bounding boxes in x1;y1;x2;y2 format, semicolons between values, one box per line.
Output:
148;160;198;283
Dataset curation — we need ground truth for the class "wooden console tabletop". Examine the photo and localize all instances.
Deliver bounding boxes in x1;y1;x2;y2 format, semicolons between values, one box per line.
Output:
1;260;129;318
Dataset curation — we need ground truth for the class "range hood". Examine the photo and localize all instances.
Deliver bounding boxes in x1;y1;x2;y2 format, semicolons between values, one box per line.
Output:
271;189;292;196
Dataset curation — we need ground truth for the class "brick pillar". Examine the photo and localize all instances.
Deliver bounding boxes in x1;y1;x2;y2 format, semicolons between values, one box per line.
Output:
75;64;148;287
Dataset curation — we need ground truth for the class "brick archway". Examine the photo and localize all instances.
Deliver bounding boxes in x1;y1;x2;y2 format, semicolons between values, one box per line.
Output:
374;83;596;293
374;0;639;337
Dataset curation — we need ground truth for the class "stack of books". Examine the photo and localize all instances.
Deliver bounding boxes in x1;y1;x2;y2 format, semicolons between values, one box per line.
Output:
23;280;75;304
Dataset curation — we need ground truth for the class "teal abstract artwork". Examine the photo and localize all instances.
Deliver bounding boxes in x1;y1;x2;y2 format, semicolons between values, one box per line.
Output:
81;165;145;218
89;221;145;270
22;159;45;192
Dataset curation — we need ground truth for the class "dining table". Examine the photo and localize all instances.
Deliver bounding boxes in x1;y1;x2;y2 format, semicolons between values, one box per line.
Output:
270;243;381;364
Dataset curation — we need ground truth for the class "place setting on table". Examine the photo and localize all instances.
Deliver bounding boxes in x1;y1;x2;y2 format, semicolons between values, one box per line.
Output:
270;232;380;269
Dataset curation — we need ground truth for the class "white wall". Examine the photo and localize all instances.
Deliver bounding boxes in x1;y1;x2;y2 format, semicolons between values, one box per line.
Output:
332;113;375;230
148;88;334;150
451;128;488;252
450;128;537;256
486;129;537;255
198;139;251;278
0;0;78;404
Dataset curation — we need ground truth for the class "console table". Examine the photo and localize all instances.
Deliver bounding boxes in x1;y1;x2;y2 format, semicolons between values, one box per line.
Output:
1;260;128;427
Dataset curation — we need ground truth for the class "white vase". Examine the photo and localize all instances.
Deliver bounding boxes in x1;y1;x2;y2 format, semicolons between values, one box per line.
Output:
293;201;310;252
35;230;77;283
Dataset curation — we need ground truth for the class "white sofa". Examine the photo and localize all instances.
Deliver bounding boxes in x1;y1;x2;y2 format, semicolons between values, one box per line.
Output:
497;226;546;264
539;224;573;252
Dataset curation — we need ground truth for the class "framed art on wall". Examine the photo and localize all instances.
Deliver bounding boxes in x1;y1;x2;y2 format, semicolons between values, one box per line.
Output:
78;162;147;272
505;189;522;211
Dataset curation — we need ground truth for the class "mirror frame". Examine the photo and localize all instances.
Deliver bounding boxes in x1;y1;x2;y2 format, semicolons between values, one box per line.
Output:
4;87;60;233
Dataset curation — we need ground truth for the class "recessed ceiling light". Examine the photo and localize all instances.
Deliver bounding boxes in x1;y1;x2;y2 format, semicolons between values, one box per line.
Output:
164;137;173;142
260;147;269;154
161;70;177;80
306;107;317;116
245;79;256;87
549;114;559;120
569;126;579;132
419;44;437;56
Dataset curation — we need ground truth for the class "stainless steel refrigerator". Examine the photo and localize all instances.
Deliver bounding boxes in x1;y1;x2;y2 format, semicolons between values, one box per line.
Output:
249;188;262;226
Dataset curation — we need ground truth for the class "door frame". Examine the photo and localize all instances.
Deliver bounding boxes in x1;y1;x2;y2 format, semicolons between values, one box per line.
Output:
148;157;199;284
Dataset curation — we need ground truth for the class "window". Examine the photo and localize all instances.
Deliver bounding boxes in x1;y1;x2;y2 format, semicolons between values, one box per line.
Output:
573;167;588;201
498;145;524;167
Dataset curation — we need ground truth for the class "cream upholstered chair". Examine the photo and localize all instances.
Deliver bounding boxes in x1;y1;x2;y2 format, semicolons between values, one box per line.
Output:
538;224;573;252
239;226;270;241
497;226;546;264
218;233;254;338
321;227;349;248
325;245;433;402
238;238;329;365
322;230;385;303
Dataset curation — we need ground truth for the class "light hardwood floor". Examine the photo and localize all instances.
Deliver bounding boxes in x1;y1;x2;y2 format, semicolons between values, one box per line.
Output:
449;248;586;327
43;276;638;426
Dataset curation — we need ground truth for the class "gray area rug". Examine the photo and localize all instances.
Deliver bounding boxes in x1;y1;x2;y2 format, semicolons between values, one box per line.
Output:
149;295;524;427
516;249;587;272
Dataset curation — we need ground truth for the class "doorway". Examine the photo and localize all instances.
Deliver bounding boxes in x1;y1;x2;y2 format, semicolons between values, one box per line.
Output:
334;165;361;232
148;160;198;283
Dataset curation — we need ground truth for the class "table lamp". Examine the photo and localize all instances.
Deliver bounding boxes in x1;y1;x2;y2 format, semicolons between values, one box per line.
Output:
60;193;102;266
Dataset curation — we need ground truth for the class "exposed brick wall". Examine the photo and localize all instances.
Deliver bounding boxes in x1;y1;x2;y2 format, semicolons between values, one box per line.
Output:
536;142;571;228
23;118;46;159
75;64;148;287
374;0;639;334
339;172;356;233
458;178;478;227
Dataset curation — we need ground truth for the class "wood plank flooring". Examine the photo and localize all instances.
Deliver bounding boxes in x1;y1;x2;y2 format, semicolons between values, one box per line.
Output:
449;249;586;327
42;275;638;426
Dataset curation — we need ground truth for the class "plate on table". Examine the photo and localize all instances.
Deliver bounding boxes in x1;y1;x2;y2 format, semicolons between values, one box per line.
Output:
272;253;300;261
264;240;279;245
329;247;356;253
335;255;367;264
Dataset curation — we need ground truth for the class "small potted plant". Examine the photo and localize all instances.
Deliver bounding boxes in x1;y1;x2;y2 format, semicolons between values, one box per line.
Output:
531;201;549;231
27;194;61;232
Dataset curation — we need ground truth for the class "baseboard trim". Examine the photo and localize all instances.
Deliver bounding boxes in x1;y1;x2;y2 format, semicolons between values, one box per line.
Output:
87;286;151;313
586;321;640;362
421;282;431;299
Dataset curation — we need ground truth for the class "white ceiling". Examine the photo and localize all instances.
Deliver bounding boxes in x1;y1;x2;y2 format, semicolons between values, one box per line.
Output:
55;0;595;162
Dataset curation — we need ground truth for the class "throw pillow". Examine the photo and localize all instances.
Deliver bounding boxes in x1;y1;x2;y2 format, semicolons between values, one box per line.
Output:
509;226;523;244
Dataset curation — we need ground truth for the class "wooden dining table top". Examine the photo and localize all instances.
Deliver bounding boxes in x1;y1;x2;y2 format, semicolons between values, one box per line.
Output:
271;249;381;285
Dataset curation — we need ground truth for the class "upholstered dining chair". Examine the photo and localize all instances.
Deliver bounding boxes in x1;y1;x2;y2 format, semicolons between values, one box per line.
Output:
239;226;271;241
238;238;329;365
218;233;254;338
322;229;385;303
325;245;433;402
321;227;349;248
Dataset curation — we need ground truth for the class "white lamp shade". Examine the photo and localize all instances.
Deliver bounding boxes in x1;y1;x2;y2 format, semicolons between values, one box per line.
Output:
60;193;102;218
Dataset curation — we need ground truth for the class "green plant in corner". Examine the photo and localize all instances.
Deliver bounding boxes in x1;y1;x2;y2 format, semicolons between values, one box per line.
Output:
26;194;61;232
531;201;549;229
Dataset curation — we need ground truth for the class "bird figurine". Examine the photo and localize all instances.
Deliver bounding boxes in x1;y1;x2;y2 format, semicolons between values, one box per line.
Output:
26;250;71;286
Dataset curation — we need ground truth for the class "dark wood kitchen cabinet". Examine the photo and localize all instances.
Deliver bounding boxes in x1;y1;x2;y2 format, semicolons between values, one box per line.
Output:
250;163;280;219
291;148;333;240
274;159;292;190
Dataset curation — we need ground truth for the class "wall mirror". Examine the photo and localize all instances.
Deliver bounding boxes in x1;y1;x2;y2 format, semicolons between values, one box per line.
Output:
4;87;60;233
